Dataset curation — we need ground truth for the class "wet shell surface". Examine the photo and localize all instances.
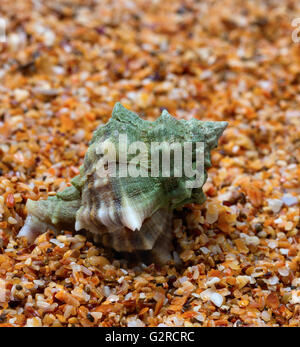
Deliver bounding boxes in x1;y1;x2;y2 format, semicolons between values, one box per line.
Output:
18;103;227;264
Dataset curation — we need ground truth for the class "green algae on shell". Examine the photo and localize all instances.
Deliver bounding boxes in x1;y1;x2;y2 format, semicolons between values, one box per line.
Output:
18;103;227;264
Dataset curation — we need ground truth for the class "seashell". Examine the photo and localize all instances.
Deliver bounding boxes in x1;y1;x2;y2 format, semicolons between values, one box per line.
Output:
18;103;227;264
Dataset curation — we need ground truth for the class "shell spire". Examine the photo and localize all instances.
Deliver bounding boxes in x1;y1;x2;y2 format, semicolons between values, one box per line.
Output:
18;103;227;264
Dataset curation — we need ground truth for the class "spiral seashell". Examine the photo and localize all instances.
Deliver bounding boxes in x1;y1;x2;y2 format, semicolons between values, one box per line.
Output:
18;103;227;264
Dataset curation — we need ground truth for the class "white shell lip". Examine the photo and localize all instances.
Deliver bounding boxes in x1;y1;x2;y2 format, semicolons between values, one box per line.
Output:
120;198;143;231
18;215;48;244
18;218;35;241
75;219;83;231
